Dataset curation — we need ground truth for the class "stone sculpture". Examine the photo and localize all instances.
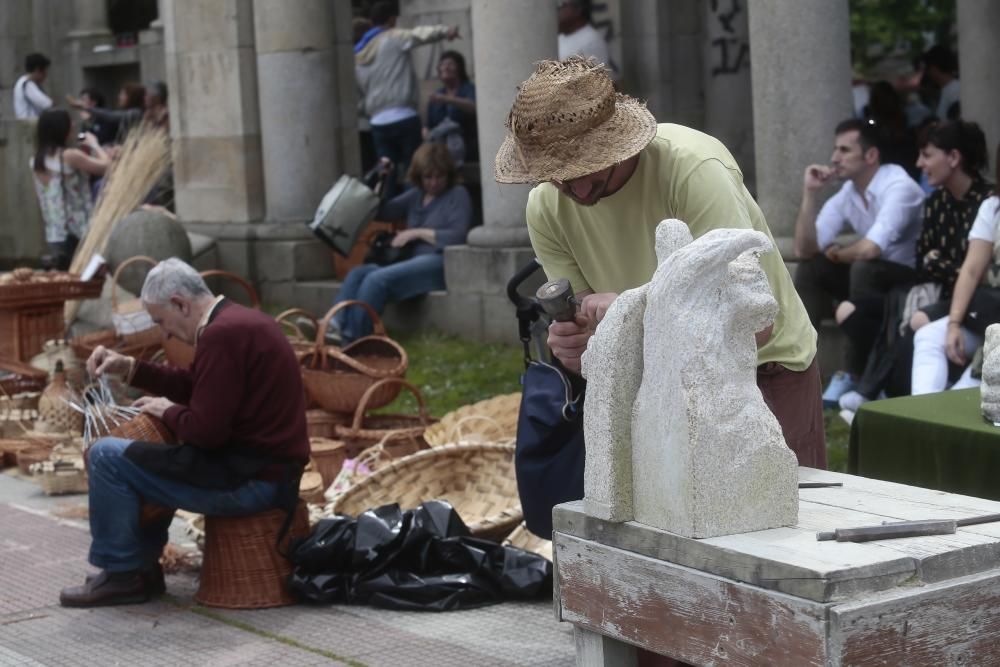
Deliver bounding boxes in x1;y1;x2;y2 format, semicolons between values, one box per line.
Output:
981;324;1000;424
581;219;799;538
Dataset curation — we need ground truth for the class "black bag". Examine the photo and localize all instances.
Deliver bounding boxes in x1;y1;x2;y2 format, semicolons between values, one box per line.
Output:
506;259;586;538
364;231;414;266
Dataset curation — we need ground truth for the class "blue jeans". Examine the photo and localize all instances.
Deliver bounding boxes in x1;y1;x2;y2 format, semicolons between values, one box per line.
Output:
370;115;422;200
334;254;445;343
87;437;280;573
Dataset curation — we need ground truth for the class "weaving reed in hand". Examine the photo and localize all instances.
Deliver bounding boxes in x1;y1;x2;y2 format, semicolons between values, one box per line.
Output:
65;378;176;448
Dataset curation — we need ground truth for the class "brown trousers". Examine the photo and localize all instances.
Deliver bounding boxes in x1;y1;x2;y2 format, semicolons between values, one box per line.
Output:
757;357;827;469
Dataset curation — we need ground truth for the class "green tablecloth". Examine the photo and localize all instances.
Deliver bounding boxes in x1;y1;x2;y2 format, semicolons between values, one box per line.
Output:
849;387;1000;500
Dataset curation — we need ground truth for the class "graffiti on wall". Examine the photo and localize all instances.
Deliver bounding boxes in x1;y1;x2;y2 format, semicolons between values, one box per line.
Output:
709;0;749;77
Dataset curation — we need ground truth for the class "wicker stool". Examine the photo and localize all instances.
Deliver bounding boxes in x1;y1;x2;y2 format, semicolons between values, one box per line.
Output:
195;500;309;609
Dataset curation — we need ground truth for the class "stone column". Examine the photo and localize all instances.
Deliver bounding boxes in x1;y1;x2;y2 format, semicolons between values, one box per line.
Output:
253;0;359;223
163;0;264;226
66;0;111;38
467;0;557;247
703;0;754;192
747;0;852;243
957;0;1000;159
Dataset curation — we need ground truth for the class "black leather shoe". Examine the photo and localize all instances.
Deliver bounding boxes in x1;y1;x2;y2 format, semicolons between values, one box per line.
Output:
60;570;149;608
86;565;165;596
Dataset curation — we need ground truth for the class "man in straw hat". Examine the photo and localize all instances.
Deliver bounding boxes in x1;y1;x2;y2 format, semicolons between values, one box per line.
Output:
496;56;824;468
59;258;309;607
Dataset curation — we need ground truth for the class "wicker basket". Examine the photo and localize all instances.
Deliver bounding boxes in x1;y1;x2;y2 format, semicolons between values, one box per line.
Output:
17;445;51;474
299;300;407;414
0;269;103;309
0;438;35;468
195;500;310;608
424;393;522;447
70;257;164;363
0;305;66;362
299;470;326;504
38;466;88;495
0;358;48;397
334;378;437;459
332;442;522;542
275;308;320;356
91;412;176;444
504;522;553;561
309;437;347;489
162;269;261;368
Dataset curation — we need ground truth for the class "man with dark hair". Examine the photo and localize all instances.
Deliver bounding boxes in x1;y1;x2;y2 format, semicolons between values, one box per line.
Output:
794;118;925;406
14;52;53;119
356;1;459;198
557;0;618;81
920;45;960;120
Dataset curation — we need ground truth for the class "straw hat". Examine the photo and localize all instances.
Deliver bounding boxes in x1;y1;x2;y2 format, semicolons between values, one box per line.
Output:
495;56;657;184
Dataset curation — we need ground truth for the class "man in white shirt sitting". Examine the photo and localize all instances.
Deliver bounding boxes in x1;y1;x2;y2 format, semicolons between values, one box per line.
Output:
13;53;53;120
794;118;926;406
557;0;619;81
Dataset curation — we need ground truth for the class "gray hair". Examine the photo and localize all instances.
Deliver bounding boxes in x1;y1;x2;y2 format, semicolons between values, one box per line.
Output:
140;257;211;304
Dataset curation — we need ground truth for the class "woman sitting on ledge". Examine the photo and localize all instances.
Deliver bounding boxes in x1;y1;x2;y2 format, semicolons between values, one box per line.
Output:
331;142;472;344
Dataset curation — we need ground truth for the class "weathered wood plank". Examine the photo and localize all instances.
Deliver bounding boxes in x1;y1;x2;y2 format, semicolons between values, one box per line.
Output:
831;568;1000;666
555;533;829;667
554;501;917;602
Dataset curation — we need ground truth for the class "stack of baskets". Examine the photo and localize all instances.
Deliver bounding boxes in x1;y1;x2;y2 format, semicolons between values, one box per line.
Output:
0;268;103;361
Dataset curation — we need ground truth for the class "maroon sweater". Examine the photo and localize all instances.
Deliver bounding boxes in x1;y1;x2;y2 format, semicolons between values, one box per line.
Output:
132;301;310;478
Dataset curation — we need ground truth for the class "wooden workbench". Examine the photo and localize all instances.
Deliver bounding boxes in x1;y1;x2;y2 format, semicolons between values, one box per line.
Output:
553;468;1000;666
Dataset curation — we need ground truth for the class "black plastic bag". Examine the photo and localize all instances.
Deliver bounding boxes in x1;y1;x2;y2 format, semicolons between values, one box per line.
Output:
288;500;551;611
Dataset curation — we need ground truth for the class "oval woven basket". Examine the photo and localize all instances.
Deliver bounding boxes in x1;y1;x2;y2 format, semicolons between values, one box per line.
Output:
162;269;261;368
332;442;522;542
299;300;408;414
423;392;522;447
333;378;437;458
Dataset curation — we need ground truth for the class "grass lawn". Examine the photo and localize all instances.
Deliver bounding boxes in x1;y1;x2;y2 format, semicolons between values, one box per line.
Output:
375;330;854;472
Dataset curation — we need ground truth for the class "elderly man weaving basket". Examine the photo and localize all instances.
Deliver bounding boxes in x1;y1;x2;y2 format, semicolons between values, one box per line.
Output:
59;258;310;608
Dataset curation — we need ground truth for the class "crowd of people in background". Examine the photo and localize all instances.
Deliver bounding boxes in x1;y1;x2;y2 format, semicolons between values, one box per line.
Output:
803;44;998;416
11;50;176;269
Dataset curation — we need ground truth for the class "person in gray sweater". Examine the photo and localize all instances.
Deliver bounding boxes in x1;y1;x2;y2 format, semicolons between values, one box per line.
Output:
355;1;459;199
332;143;472;343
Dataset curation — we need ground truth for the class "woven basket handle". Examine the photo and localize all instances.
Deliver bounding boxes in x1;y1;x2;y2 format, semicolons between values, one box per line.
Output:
351;378;429;431
110;255;157;312
449;414;503;443
274;308;318;342
317;300;387;345
199;269;260;309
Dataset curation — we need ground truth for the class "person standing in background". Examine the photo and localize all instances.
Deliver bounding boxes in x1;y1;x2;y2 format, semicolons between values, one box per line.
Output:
13;53;53;119
557;0;619;81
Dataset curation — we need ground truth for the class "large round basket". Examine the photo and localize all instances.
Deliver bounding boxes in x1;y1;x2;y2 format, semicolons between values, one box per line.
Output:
424;392;522;447
332;442;522;542
298;301;407;414
333;378;436;459
275;308;321;356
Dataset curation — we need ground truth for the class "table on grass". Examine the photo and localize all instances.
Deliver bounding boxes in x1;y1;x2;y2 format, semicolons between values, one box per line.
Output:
553;467;1000;666
848;387;1000;501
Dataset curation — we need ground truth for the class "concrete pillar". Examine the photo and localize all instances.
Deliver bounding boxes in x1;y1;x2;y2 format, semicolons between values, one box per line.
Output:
66;0;111;38
747;0;852;244
957;0;1000;160
163;0;264;225
253;0;359;223
467;0;557;247
703;0;755;193
150;0;165;29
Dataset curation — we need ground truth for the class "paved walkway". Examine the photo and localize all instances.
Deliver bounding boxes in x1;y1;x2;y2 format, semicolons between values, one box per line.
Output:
0;471;575;666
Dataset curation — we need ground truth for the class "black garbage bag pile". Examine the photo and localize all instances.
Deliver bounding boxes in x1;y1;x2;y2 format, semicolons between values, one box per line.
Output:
288;499;552;611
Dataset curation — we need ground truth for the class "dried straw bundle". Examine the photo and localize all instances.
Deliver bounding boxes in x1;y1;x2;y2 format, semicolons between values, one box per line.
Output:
65;124;172;323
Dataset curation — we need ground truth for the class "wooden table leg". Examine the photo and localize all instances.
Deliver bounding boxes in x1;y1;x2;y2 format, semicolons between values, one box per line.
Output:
574;626;638;667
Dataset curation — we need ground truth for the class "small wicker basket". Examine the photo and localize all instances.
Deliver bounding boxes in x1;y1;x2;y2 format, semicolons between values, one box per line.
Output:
308;437;347;489
504;522;553;561
333;378;437;459
332;442;522;542
298;300;408;414
305;409;349;439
